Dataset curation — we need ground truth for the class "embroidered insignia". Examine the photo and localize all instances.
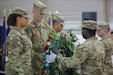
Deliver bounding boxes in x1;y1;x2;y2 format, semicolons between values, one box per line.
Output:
32;22;36;28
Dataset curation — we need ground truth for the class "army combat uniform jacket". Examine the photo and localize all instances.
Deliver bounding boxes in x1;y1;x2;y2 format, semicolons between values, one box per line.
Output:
57;37;105;75
100;36;113;75
25;19;53;75
5;27;32;75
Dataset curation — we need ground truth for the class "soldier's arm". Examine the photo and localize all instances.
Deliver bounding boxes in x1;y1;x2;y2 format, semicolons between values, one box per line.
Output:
57;46;89;68
6;35;24;72
101;38;113;50
6;36;23;59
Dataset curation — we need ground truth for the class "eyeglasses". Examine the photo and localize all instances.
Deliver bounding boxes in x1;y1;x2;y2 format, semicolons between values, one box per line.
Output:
40;13;44;15
23;16;28;20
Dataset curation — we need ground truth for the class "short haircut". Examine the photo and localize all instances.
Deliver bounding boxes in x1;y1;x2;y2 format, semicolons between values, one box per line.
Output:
7;14;22;26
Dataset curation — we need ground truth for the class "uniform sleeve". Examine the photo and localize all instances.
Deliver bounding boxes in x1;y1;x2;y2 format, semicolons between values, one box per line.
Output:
57;46;89;68
6;36;23;61
101;38;113;50
6;36;25;72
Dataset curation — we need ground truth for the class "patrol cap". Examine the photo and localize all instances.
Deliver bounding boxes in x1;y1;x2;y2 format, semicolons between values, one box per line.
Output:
51;11;62;17
33;1;46;14
12;7;28;16
82;20;97;30
97;23;110;30
52;15;65;26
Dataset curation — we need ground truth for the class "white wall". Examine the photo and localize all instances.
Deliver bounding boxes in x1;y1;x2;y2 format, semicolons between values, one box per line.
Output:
0;0;111;25
109;0;113;30
0;0;34;26
46;0;105;31
46;0;105;21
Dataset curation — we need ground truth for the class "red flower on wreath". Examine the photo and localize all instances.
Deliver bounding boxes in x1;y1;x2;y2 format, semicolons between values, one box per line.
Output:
43;37;52;51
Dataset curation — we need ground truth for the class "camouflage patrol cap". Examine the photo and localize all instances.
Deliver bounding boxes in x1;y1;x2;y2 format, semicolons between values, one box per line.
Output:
97;23;110;30
51;11;62;17
82;20;97;30
33;1;46;14
52;15;65;26
12;7;28;16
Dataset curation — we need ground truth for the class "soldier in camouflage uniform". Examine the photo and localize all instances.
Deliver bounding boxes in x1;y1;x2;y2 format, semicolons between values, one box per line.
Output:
5;7;32;75
50;12;64;33
25;1;53;75
46;20;105;75
97;23;113;75
110;31;113;41
48;12;65;75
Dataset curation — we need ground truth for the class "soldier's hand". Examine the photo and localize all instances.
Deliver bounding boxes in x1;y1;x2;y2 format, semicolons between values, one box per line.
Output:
46;51;57;63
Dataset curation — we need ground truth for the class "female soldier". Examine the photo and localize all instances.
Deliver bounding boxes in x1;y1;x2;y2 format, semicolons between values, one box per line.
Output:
5;7;32;75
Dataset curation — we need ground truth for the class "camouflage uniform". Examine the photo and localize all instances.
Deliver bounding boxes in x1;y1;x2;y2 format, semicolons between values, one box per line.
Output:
57;20;105;75
25;1;53;75
97;23;113;75
48;13;66;75
25;19;53;75
5;27;32;75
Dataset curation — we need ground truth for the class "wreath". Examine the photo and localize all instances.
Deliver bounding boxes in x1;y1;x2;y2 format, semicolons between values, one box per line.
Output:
43;30;80;75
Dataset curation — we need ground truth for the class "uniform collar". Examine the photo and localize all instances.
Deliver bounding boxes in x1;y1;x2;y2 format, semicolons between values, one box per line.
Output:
86;37;97;41
12;26;25;35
